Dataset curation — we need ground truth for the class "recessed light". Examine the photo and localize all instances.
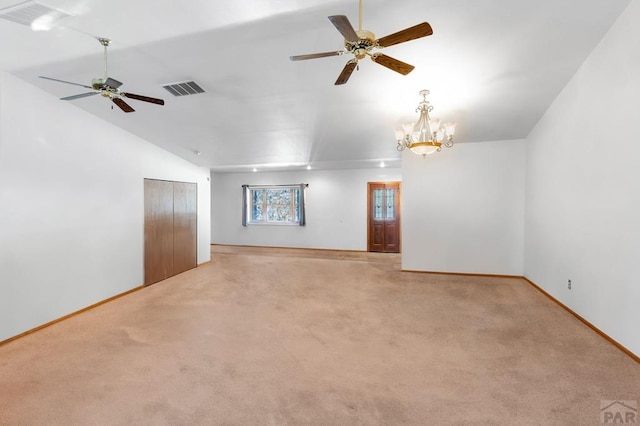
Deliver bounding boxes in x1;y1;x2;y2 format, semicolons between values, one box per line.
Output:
252;168;258;173
379;162;386;168
306;165;311;170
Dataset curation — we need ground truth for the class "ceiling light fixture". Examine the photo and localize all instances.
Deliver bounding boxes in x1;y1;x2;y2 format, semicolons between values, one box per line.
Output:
395;89;456;158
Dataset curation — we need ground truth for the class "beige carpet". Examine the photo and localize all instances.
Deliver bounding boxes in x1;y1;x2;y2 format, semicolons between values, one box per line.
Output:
1;245;638;425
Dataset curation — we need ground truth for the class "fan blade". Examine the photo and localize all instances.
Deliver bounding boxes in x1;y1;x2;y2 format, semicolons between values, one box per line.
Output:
112;97;135;113
335;60;358;85
122;92;165;105
104;77;123;89
328;15;359;43
376;22;433;48
60;92;99;101
371;53;415;75
39;76;93;90
290;51;344;61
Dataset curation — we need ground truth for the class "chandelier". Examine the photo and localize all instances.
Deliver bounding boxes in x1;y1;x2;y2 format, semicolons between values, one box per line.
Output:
395;89;456;158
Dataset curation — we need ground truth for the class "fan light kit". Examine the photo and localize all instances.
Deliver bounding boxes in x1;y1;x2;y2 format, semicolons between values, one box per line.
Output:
396;90;456;158
290;0;433;85
39;37;165;113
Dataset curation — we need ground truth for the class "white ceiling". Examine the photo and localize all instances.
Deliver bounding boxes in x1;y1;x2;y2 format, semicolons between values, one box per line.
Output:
1;0;632;172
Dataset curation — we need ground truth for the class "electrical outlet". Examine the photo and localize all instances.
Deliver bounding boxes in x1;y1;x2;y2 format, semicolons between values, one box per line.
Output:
568;279;572;290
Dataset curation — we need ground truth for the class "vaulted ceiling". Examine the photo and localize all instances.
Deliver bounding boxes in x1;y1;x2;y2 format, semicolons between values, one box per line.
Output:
1;0;631;171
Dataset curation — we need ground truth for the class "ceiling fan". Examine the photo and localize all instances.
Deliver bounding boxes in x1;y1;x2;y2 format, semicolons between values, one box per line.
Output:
290;0;433;85
39;38;164;113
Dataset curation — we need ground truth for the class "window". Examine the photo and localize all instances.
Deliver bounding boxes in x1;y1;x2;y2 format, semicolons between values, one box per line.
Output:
242;184;308;226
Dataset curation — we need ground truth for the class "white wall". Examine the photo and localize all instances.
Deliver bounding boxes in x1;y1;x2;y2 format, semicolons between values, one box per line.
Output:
524;1;640;356
211;168;401;250
0;72;211;342
402;140;525;275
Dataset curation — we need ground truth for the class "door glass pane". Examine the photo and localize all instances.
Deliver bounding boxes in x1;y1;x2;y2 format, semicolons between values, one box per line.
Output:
374;189;383;219
386;189;395;219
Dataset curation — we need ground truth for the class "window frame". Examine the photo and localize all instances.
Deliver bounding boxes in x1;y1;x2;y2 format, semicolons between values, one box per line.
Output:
242;184;308;227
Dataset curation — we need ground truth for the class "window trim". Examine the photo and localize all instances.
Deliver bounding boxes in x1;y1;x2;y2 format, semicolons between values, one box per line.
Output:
242;184;308;226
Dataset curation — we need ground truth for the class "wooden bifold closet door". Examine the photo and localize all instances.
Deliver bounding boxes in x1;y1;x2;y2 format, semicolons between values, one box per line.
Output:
144;179;197;285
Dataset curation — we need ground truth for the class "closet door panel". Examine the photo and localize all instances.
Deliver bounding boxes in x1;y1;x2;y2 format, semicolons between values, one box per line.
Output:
172;182;197;275
144;179;175;285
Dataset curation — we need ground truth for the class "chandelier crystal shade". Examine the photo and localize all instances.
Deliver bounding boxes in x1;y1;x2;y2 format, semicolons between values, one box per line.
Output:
396;90;456;158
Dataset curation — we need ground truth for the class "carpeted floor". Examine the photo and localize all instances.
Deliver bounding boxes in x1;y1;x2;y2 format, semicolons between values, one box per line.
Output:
0;245;638;425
